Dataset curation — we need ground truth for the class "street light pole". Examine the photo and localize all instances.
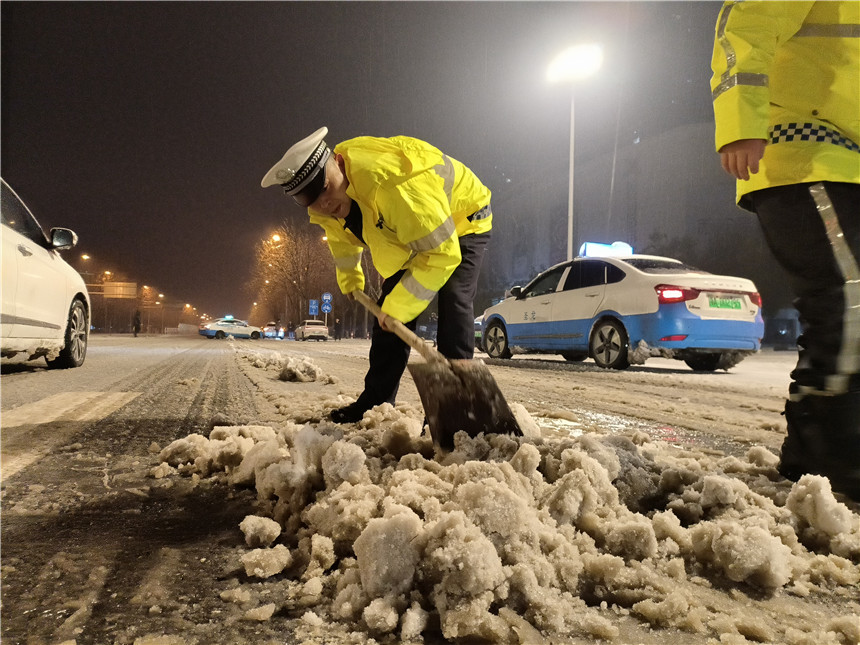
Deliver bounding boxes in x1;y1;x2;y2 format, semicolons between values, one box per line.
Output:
567;94;575;261
547;43;603;262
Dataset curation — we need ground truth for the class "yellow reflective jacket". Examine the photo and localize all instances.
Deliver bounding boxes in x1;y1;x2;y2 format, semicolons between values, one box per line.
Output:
308;136;492;323
711;1;860;206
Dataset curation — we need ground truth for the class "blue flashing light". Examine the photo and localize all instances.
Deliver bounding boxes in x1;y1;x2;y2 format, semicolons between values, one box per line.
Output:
579;241;634;258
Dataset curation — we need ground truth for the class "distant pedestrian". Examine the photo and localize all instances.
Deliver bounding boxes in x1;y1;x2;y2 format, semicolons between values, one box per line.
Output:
334;317;342;341
710;0;859;500
133;310;142;337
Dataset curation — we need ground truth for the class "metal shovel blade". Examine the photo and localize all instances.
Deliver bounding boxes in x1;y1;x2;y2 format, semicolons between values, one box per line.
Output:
408;358;522;451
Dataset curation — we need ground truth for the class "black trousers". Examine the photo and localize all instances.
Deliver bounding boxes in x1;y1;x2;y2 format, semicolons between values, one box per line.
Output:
354;231;491;409
750;181;860;398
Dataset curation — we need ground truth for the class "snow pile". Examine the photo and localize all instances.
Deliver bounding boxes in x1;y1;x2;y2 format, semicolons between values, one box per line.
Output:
236;348;336;384
157;424;290;483
239;515;282;547
158;406;860;644
627;340;749;370
1;340;63;361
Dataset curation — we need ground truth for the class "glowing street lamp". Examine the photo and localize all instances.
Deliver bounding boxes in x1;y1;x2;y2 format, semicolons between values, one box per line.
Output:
547;43;603;260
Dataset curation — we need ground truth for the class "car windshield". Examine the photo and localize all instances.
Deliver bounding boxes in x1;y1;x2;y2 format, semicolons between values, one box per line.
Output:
623;258;708;274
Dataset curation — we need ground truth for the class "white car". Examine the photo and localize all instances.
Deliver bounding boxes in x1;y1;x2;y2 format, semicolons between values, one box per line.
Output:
262;321;285;339
1;178;91;368
295;319;328;341
198;316;262;340
482;252;764;371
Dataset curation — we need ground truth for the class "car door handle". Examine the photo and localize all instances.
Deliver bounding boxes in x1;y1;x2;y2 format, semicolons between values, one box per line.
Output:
16;244;33;257
540;300;551;305
585;293;599;298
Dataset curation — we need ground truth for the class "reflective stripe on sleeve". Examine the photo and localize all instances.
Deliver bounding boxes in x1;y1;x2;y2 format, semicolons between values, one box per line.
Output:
810;183;860;395
433;154;455;200
406;216;456;253
401;271;438;302
712;72;769;100
712;2;770;101
334;253;362;270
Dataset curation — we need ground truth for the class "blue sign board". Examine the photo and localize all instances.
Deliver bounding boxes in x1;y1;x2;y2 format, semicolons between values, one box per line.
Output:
309;299;319;316
322;292;333;302
321;302;332;313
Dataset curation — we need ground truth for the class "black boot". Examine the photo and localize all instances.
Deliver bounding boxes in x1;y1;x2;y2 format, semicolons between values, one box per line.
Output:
779;391;860;501
330;401;371;424
778;397;815;482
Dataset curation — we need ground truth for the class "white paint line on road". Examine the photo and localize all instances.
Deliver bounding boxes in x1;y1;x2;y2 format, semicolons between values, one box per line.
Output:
1;391;141;482
1;391;141;429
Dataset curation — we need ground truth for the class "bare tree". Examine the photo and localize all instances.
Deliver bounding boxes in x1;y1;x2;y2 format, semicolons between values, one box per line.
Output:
248;218;383;333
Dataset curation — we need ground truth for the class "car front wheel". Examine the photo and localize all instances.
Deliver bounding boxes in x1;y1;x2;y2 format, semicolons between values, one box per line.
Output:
251;331;260;339
46;299;88;369
215;331;226;339
483;321;512;359
589;319;629;370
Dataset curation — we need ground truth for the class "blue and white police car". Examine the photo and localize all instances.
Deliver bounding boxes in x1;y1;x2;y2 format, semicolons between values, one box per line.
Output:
198;316;262;340
481;242;764;371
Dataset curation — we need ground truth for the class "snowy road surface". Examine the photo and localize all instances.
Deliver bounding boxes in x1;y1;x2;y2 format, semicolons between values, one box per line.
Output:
1;334;857;645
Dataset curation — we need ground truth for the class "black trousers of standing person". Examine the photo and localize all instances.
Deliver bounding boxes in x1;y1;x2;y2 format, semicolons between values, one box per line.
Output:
748;181;860;499
353;231;491;412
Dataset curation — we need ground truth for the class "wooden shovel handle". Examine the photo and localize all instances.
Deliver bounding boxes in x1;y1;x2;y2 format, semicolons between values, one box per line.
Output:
352;291;446;364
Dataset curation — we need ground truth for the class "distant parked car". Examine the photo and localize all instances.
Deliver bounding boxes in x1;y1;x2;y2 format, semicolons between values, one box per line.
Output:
198;316;262;340
765;307;801;351
263;321;285;339
482;253;763;371
1;178;91;368
295;319;328;341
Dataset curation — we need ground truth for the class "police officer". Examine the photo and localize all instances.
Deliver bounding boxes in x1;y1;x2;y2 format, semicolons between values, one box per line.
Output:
711;1;860;500
262;128;493;423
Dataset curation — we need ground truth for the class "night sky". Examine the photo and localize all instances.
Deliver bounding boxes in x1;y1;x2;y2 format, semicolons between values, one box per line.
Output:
1;1;729;318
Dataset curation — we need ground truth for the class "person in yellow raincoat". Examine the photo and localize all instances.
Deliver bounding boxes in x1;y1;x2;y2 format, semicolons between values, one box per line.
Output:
711;1;860;500
262;128;493;423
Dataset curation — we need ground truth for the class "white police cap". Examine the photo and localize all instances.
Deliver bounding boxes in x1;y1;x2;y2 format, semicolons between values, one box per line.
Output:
261;127;331;206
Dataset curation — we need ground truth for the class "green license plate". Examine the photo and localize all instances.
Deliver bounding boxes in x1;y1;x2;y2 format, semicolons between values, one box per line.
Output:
708;296;742;310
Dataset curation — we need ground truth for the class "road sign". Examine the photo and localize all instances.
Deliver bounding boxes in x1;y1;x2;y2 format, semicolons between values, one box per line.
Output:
321;302;332;314
104;282;138;299
309;299;319;316
322;292;333;302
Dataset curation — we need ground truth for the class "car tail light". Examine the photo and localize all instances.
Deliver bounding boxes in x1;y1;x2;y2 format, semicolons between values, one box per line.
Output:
660;335;688;341
655;284;700;304
749;292;762;307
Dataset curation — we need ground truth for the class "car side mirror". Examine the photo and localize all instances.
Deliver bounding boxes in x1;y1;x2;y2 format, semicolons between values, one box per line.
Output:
50;227;78;251
510;286;523;299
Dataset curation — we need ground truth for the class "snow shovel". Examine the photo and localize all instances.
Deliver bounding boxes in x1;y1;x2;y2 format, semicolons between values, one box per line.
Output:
353;290;522;451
